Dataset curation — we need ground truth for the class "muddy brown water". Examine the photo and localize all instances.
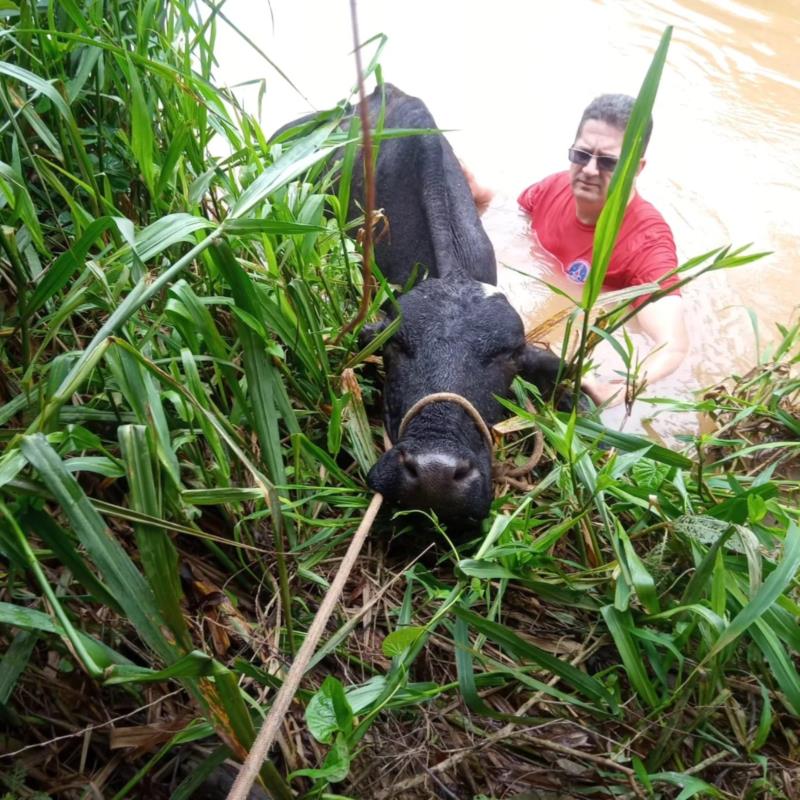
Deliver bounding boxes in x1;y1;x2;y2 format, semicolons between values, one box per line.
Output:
215;0;800;438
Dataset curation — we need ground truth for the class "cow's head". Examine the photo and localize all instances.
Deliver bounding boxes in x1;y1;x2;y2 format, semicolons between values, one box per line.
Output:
360;278;582;522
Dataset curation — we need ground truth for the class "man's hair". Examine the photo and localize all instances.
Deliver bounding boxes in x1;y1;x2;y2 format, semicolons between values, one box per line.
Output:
576;94;653;151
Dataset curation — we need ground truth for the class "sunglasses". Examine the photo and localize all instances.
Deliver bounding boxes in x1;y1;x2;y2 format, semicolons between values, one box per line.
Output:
568;147;619;173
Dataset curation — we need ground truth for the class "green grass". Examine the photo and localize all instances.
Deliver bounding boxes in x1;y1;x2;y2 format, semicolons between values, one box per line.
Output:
1;3;799;799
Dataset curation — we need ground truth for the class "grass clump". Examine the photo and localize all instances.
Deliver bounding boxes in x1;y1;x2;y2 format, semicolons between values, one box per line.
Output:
1;3;799;799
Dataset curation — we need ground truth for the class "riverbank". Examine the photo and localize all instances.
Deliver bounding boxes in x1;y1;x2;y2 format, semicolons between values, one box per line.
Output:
1;5;799;799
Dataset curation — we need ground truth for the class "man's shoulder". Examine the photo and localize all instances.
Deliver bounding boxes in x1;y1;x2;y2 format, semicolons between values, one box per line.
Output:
615;193;678;284
518;171;571;212
627;193;671;228
536;170;571;195
621;194;675;243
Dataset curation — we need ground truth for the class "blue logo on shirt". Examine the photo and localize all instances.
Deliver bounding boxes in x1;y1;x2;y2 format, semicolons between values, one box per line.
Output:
565;259;590;284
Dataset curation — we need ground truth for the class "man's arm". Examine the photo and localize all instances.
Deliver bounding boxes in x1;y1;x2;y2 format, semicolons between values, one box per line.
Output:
583;295;689;407
634;295;689;384
459;160;494;216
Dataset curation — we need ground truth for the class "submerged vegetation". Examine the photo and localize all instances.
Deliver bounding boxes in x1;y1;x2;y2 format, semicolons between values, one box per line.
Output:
0;3;798;798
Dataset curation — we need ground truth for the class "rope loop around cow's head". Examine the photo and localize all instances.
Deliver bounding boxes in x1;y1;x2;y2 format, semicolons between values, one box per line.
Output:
396;392;494;453
393;392;545;490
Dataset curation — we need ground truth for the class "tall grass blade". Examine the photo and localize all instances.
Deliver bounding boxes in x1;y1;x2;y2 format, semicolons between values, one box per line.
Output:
453;606;617;712
118;425;191;649
704;522;800;660
19;435;173;662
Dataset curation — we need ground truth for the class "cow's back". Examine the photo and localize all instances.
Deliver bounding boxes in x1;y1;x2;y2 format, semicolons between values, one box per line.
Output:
272;85;497;287
352;84;496;286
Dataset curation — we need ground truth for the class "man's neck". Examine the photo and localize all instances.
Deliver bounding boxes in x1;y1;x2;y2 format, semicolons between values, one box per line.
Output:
575;201;602;226
575;187;638;227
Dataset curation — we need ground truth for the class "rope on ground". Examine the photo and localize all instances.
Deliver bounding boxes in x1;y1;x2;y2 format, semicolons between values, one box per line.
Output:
225;492;384;800
492;398;545;490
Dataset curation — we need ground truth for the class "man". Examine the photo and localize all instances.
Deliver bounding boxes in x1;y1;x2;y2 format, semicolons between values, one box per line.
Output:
468;94;689;407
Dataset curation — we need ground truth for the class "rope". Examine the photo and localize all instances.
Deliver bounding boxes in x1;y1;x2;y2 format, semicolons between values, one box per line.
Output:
495;427;544;479
395;392;544;489
492;399;545;489
226;396;542;798
225;492;384;800
397;392;494;452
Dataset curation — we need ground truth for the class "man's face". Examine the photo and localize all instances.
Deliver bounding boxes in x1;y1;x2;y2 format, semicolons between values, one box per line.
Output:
569;119;626;206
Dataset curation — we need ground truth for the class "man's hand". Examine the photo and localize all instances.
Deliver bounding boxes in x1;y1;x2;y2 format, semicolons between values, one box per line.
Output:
633;295;689;384
583;296;689;410
581;375;626;408
459;160;494;215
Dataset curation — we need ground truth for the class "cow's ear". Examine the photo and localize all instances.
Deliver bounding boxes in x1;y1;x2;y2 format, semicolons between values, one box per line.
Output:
516;345;563;399
516;344;594;412
357;315;390;351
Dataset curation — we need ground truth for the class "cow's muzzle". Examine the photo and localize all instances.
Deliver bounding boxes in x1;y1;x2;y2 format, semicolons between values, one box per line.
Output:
367;444;492;520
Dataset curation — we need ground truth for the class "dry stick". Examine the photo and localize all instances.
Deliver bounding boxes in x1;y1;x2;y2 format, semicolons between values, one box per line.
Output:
334;0;378;345
226;492;384;800
228;5;383;796
0;688;185;760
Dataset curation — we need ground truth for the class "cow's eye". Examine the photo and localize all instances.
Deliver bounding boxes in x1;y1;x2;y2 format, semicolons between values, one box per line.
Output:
483;344;515;363
388;331;414;356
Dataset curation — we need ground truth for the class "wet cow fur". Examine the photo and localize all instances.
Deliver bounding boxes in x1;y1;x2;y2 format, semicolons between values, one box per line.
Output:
277;84;582;521
361;279;573;521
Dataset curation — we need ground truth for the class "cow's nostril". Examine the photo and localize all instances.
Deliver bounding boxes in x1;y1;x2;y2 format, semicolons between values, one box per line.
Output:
386;449;487;517
401;453;419;480
452;460;473;481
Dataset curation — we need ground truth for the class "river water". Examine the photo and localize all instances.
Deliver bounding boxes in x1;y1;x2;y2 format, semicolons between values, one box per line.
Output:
214;0;800;436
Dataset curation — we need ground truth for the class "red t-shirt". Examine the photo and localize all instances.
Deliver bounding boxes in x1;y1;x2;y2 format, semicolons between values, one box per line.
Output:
517;172;679;297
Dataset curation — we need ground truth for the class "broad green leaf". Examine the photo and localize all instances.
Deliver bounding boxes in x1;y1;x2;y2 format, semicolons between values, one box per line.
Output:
0;601;131;669
618;524;659;614
748;611;800;715
0;630;37;705
127;213;212;264
0;449;26;488
36;228;223;429
306;675;354;744
125;54;156;196
119;425;190;648
572;416;692;468
104;651;215;685
223;219;325;235
601;606;659;709
19;509;120;611
208;240;292;485
650;772;723;799
454;613;495;717
290;735;350;782
25;216;118;319
750;680;773;751
231;125;338;218
0;161;46;250
382;626;426;657
582;27;672;309
0;61;72;120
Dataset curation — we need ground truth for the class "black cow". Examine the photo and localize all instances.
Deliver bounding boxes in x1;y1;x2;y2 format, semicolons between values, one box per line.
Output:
276;84;585;521
361;279;573;520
